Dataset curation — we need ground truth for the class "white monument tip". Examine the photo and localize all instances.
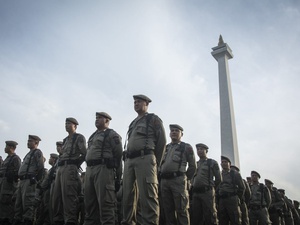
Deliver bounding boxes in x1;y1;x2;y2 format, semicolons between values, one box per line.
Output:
218;35;224;46
211;35;233;60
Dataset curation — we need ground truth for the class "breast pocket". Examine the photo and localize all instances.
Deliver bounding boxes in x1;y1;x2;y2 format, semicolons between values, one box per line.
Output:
136;125;147;136
172;150;182;163
200;166;209;176
95;135;105;146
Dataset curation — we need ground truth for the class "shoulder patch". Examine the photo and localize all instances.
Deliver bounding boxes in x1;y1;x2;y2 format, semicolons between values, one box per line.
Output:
113;135;121;145
77;134;84;142
35;149;42;158
185;145;194;154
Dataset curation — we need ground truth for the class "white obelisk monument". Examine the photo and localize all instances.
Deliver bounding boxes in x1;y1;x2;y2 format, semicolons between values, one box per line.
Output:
211;35;240;168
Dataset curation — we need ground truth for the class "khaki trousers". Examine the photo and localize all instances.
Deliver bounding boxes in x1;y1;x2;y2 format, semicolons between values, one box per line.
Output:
52;164;81;224
84;164;116;225
122;154;159;225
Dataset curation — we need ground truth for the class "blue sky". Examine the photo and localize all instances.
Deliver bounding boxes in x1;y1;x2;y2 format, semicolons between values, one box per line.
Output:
1;1;300;200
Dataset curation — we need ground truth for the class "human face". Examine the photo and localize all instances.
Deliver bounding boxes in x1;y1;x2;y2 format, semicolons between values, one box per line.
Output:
221;159;230;170
65;121;76;133
56;145;63;154
134;99;148;114
170;128;182;143
27;138;37;150
196;147;207;159
95;115;108;130
266;182;272;190
4;144;12;154
251;173;259;183
49;156;55;166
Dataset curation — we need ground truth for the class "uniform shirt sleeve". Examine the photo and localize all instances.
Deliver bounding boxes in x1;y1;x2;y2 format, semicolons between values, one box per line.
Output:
109;129;123;180
243;179;251;204
151;115;166;165
12;155;22;176
77;134;87;165
264;185;272;208
235;171;245;199
185;144;196;180
212;160;222;188
34;149;45;181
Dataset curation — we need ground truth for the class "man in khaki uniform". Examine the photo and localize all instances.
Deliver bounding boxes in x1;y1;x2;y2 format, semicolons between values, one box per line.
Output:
35;153;59;225
52;118;87;225
264;179;285;225
14;135;44;225
49;142;63;225
122;94;166;225
159;124;196;225
0;141;21;225
294;201;300;225
248;171;271;225
278;189;295;225
84;112;123;225
230;165;251;225
217;156;245;225
191;143;221;225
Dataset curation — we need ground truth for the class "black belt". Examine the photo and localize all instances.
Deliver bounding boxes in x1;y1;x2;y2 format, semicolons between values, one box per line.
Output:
250;205;266;210
193;186;212;193
19;174;35;180
219;192;237;198
160;171;185;179
58;159;78;166
86;158;108;167
126;149;154;159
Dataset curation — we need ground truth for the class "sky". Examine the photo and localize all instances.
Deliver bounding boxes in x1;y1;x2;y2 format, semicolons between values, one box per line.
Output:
1;0;300;200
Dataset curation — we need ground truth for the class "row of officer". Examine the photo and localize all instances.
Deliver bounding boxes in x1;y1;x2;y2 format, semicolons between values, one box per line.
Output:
2;94;298;225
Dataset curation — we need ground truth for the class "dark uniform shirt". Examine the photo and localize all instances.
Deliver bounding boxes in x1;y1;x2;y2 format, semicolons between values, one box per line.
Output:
18;149;44;180
193;158;222;188
160;142;196;180
60;133;87;163
126;113;166;163
86;129;123;179
219;169;245;198
249;183;271;208
0;153;21;181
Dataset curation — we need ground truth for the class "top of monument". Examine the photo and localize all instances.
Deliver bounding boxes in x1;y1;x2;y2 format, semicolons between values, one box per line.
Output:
218;35;224;46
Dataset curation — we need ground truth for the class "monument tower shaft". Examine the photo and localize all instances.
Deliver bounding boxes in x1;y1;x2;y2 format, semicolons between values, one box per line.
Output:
211;35;240;168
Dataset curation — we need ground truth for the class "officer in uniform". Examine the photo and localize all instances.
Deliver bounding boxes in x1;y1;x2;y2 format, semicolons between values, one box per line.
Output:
159;124;196;225
278;189;295;225
248;171;271;225
217;156;245;225
191;143;221;225
35;153;59;225
264;179;285;225
52;118;87;225
230;165;251;225
293;201;300;225
56;141;63;155
122;94;166;225
14;135;44;225
49;142;63;225
246;177;252;186
0;141;21;225
84;112;123;225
